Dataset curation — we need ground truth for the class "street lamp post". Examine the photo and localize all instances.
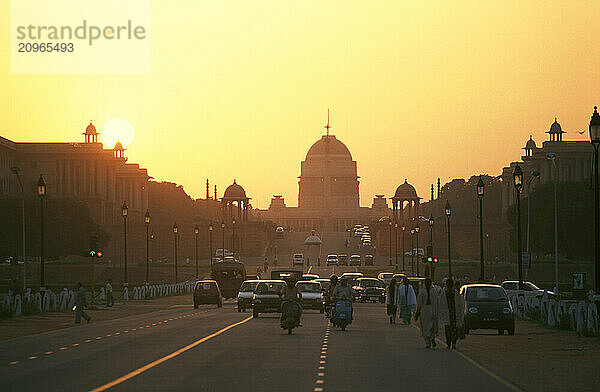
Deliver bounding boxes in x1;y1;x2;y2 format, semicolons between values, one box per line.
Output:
144;210;150;285
415;225;420;276
121;202;129;288
546;154;559;293
194;225;199;279
208;222;214;268
37;175;46;291
477;176;485;281
221;220;225;260
232;217;236;260
513;164;524;289
410;227;415;276
401;224;406;271
429;215;434;280
11;167;26;290
445;200;452;278
394;223;398;270
526;171;540;281
388;220;392;266
173;223;179;283
589;106;600;293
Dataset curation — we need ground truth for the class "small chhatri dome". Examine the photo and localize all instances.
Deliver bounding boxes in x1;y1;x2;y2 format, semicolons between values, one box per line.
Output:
524;135;537;150
85;120;98;135
223;180;248;200
114;140;125;150
393;179;419;199
547;117;564;134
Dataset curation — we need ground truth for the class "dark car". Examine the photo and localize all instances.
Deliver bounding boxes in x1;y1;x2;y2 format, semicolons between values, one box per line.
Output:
338;254;349;266
364;254;374;266
193;280;222;308
237;280;259;312
316;278;330;293
252;280;286;318
460;284;515;335
353;277;385;303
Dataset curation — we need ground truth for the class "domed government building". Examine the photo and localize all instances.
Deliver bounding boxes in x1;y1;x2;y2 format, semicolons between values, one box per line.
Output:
257;122;391;231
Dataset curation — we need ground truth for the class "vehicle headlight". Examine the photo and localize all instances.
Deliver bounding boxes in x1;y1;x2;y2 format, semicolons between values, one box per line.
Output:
468;307;479;314
503;307;512;314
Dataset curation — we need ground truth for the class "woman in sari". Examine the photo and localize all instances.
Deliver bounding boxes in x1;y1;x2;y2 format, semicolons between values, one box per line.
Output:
415;278;438;348
396;277;417;324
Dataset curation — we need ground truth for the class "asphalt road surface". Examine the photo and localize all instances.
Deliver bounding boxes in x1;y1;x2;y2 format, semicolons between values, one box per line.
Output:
0;300;517;392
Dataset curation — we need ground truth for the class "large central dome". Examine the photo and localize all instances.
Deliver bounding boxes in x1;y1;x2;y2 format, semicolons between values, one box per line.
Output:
305;135;352;160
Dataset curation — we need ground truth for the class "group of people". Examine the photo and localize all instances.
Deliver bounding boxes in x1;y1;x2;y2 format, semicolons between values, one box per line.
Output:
386;277;465;349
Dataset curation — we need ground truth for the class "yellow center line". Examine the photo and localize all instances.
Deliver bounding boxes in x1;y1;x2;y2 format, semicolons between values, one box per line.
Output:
89;316;252;392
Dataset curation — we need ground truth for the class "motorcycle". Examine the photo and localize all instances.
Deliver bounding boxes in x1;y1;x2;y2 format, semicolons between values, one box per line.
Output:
333;300;353;331
280;300;302;334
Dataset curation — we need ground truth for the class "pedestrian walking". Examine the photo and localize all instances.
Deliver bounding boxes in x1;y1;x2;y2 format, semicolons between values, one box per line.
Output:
396;277;417;324
437;278;464;349
106;279;114;307
415;278;438;348
74;282;91;324
386;278;398;324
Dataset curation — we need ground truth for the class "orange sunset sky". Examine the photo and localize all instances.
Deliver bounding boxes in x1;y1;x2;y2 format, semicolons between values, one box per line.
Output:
0;1;598;208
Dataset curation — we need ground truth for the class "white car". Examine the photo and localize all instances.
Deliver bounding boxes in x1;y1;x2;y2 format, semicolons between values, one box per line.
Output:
378;272;394;286
349;254;361;266
297;281;324;312
501;281;555;299
326;254;339;265
293;253;304;266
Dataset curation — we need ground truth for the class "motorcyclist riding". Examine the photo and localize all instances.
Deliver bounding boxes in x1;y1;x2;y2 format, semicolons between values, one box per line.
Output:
280;277;303;302
279;277;302;329
325;275;338;318
333;276;353;301
332;276;354;328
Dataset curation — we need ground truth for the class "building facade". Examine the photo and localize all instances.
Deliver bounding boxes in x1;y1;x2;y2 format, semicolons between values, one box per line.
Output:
258;128;392;231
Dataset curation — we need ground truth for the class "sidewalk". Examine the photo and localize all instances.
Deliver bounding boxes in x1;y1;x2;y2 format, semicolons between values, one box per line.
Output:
0;294;194;342
456;319;600;392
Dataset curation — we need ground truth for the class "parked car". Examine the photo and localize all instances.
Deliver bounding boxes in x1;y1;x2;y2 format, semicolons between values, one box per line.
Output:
460;284;515;335
315;278;331;293
297;280;324;312
326;254;339;265
353;277;385;303
377;272;394;286
349;254;361;266
302;274;319;281
193;280;223;308
252;280;286;318
276;226;284;239
338;254;349;266
237;280;259;312
341;272;363;287
500;281;555;299
293;253;304;266
364;254;374;266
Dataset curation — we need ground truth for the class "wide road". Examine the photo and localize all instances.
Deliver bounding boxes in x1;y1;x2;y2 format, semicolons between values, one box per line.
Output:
0;299;518;392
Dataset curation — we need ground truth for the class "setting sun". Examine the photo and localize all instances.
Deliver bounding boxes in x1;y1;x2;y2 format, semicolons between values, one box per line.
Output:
101;118;135;149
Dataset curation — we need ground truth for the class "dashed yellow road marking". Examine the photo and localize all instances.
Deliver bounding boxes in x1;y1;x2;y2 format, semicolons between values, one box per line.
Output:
9;361;19;365
27;356;37;360
88;316;253;392
59;347;67;350
72;343;80;347
85;339;92;342
45;351;53;355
